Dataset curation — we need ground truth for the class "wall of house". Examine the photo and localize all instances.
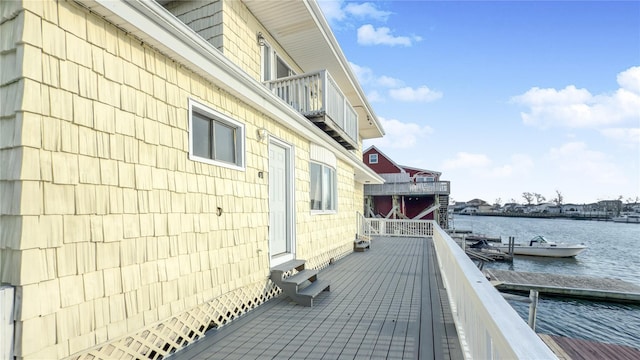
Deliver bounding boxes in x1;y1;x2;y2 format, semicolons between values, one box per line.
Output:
404;197;436;220
403;168;440;181
363;148;401;174
164;1;224;51
0;1;362;358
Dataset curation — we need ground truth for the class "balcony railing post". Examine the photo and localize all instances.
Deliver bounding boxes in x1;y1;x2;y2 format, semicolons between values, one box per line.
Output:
321;70;328;113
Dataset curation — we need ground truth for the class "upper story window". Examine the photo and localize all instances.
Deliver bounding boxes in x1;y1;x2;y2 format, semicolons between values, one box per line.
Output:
189;99;245;170
369;153;378;164
261;40;294;81
416;176;435;182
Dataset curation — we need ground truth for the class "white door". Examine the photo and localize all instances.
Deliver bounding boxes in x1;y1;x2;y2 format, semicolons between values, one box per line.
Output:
269;139;294;266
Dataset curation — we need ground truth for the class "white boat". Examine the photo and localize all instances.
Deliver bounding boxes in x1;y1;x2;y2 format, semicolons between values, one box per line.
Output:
492;235;587;258
612;214;640;223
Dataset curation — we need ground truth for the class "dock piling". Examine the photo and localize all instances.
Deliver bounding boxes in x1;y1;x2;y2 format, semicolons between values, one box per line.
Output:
528;290;539;330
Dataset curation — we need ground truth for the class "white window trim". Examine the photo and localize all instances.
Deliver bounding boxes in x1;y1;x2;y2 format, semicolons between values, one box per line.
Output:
369;153;378;164
188;98;246;171
310;144;337;215
260;39;295;82
260;40;272;82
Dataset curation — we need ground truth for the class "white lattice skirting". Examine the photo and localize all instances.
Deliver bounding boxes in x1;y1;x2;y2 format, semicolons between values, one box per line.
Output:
68;245;352;360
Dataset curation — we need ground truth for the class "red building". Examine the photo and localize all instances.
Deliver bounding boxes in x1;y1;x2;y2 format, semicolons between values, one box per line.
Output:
363;146;450;228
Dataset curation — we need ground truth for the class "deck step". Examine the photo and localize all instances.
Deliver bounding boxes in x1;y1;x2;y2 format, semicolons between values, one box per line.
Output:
296;279;331;307
281;269;318;286
354;241;370;252
270;259;306;282
270;259;330;307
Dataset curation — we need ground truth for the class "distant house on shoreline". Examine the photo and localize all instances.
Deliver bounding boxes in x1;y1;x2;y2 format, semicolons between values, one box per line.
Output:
362;146;450;228
454;199;632;218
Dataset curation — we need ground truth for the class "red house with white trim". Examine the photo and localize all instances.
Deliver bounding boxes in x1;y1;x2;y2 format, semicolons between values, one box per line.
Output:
363;146;450;228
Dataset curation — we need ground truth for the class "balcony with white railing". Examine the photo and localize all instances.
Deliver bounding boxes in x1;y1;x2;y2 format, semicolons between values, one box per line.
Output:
264;70;358;150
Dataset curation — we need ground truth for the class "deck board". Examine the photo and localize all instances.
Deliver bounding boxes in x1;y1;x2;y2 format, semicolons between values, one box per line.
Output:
171;237;463;359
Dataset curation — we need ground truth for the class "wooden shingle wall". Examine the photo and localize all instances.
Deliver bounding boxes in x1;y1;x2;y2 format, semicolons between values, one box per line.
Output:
0;0;362;358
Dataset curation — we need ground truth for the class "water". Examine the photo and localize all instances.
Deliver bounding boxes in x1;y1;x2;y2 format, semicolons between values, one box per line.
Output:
452;215;640;349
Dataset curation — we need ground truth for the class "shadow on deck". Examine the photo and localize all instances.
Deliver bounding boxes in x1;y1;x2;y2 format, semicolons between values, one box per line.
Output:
171;236;463;359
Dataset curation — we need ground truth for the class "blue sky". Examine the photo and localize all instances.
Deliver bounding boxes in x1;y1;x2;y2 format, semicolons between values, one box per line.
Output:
319;0;640;205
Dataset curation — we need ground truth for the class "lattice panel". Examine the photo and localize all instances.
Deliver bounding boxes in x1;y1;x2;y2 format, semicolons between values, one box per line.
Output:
307;244;353;270
69;282;281;360
69;246;354;360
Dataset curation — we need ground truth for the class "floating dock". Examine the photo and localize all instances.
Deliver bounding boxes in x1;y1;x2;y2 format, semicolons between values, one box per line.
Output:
540;334;640;360
485;269;640;304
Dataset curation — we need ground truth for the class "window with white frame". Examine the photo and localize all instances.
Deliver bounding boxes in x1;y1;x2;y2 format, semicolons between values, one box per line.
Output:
310;162;336;212
189;99;245;170
369;153;378;164
261;40;294;81
310;144;337;213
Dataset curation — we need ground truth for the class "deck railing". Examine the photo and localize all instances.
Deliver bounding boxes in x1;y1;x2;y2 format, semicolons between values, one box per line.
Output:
264;70;358;144
364;181;450;196
362;218;433;238
361;218;557;359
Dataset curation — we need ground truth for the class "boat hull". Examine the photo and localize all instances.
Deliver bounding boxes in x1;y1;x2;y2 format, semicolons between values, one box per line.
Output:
493;244;587;258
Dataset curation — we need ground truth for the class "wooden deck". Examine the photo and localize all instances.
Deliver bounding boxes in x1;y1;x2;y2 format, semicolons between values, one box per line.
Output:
171;237;463;359
486;269;640;303
540;334;640;360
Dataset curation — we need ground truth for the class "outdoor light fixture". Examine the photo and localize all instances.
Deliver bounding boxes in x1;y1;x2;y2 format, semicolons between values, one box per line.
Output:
257;128;267;142
257;32;265;46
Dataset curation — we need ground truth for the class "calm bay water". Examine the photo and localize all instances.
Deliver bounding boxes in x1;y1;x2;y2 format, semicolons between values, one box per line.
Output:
452;215;640;349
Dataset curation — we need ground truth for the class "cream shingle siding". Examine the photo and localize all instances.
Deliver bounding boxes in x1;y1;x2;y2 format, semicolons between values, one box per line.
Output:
0;0;363;358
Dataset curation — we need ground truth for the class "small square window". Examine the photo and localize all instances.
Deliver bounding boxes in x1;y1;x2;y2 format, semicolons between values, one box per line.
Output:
189;99;245;170
369;153;378;164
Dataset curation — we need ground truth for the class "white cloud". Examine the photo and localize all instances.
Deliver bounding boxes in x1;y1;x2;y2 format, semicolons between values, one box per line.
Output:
366;90;384;103
442;153;533;179
389;86;442;102
349;62;374;84
344;2;392;21
366;117;433;149
350;62;440;103
376;75;404;88
548;142;627;186
600;127;640;147
357;25;421;47
617;66;640;94
442;152;491;170
349;62;403;88
511;66;640;129
318;0;391;24
317;0;346;23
